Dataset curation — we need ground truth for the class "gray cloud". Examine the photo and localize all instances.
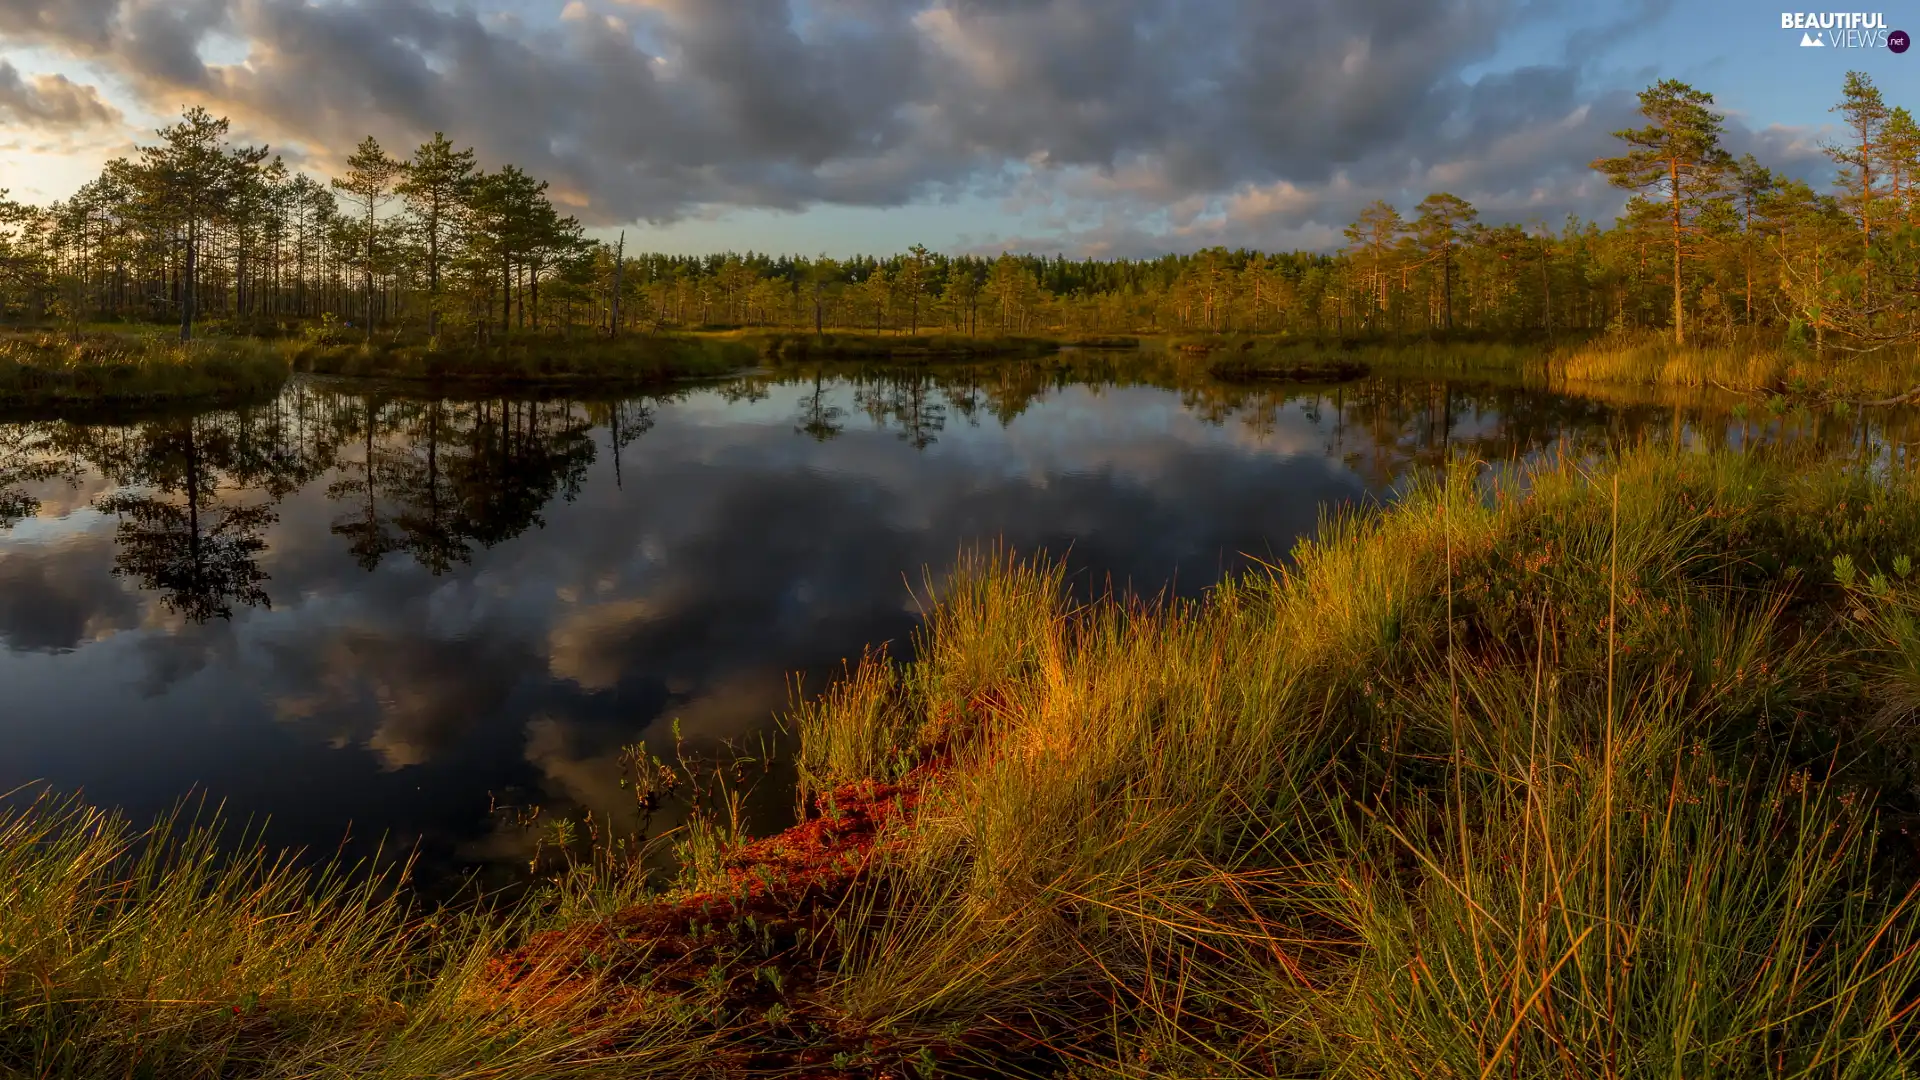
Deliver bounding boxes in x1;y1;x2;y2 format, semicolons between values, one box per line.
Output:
0;0;1802;251
0;62;121;128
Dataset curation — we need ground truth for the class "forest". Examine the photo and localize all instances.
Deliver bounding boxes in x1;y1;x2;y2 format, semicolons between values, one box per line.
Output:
3;73;1919;355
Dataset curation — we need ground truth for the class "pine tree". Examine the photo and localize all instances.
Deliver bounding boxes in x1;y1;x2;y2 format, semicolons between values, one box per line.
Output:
1592;80;1732;345
332;137;404;341
136;108;268;342
396;133;476;340
1413;193;1478;332
1733;155;1778;326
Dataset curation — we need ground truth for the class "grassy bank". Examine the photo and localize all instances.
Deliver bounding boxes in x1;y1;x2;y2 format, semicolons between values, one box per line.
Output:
1556;335;1920;400
745;331;1060;363
293;333;756;384
763;444;1920;1074
1165;331;1920;401
0;333;291;406
10;444;1920;1075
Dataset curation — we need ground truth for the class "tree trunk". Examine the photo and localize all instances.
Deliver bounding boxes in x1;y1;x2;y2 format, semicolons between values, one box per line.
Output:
180;221;197;343
1670;159;1684;346
364;205;376;342
428;207;441;339
611;231;624;338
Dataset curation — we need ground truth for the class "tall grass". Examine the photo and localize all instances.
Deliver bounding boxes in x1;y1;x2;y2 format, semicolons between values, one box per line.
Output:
0;333;290;406
0;791;697;1078
791;445;1920;1074
1557;334;1920;399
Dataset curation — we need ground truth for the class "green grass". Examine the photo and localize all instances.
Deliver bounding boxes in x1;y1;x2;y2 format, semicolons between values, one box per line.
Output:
0;333;291;407
292;333;756;384
11;444;1920;1075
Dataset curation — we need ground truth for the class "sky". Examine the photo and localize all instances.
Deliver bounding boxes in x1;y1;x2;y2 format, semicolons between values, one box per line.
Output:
0;0;1915;258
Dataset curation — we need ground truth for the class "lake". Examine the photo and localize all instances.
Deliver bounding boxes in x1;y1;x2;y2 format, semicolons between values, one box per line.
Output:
0;358;1887;885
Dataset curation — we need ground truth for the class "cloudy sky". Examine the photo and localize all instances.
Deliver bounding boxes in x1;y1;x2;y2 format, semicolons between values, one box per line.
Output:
0;0;1914;256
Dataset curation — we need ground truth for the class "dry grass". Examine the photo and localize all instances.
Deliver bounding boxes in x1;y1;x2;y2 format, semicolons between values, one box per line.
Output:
786;444;1920;1075
0;332;290;406
1556;334;1920;399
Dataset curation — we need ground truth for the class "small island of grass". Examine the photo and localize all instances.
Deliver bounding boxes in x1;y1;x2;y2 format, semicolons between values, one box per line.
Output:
292;332;757;384
0;332;291;407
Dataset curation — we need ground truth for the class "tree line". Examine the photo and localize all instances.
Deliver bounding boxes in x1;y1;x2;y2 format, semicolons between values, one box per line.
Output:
1;71;1915;351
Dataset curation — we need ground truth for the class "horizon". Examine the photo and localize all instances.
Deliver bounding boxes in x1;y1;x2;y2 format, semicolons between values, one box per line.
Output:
4;0;1918;258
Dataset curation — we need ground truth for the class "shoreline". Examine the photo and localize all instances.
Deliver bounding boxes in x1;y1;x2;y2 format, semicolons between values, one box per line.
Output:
9;328;1920;411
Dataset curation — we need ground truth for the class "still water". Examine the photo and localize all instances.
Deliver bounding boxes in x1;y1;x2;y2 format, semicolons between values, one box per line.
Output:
0;359;1868;880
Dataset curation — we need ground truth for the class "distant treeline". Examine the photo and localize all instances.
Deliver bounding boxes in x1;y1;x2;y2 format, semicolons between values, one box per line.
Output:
2;72;1917;352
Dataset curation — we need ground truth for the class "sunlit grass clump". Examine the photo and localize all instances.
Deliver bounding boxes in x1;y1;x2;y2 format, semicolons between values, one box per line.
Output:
1558;333;1920;400
0;792;701;1078
791;445;1920;1074
0;332;290;406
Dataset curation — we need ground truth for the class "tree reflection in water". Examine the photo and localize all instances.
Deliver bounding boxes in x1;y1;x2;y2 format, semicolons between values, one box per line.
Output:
2;362;1918;626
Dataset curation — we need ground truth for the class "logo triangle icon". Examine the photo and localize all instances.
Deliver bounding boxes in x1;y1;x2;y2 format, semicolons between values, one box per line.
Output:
1801;31;1825;45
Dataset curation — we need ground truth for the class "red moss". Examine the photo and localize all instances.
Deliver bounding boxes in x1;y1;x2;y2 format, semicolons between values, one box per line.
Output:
481;767;982;1077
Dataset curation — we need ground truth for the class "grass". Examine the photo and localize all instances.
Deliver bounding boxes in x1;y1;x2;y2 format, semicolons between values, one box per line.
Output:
780;443;1920;1074
0;332;291;407
0;791;705;1078
1148;330;1920;401
292;333;757;384
1555;334;1920;400
10;443;1920;1075
0;326;755;407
